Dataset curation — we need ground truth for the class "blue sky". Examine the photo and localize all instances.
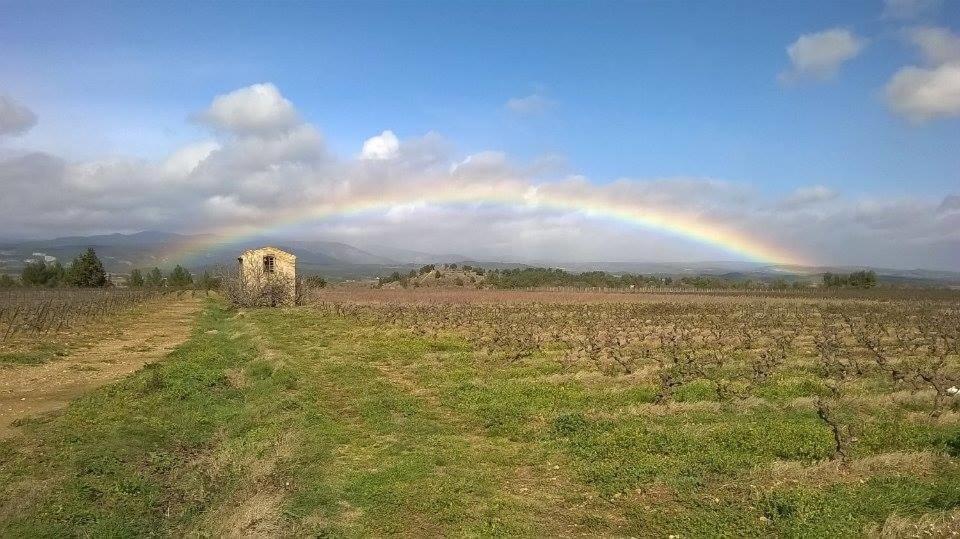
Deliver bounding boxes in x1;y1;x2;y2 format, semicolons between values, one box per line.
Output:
1;0;958;268
3;0;957;192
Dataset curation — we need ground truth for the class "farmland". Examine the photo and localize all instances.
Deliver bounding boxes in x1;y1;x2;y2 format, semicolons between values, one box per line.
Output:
1;287;959;536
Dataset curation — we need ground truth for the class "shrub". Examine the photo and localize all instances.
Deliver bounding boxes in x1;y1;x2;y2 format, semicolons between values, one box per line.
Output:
304;275;327;288
21;259;66;287
196;271;221;290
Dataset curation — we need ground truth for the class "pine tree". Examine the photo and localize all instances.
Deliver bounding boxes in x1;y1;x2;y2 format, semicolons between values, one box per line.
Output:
128;269;145;287
48;261;66;286
67;248;108;287
167;265;193;288
21;257;72;287
146;267;165;287
21;259;50;286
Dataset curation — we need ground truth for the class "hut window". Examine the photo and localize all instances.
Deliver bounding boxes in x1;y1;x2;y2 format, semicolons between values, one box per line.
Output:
263;255;275;274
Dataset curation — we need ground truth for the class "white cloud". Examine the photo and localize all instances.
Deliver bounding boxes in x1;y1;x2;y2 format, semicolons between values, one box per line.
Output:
779;185;838;210
885;27;960;122
908;26;960;65
882;0;941;20
1;82;958;269
780;28;866;83
886;64;960;120
505;93;556;114
194;83;299;135
203;194;262;220
360;130;400;160
451;151;509;179
0;95;38;136
161;140;220;178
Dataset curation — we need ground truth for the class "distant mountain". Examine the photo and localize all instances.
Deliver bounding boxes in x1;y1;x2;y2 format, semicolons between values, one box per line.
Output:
0;232;402;276
282;240;396;265
38;231;194;247
2;231;958;286
361;244;469;265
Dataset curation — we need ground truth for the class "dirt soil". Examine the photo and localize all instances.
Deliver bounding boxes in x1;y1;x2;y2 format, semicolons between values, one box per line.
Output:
0;297;202;437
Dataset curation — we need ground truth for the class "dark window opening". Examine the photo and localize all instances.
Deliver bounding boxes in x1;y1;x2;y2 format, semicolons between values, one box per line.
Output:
263;255;275;274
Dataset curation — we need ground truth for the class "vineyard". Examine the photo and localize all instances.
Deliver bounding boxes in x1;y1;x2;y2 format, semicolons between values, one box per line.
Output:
0;288;163;342
299;288;960;534
312;291;960;425
2;288;959;535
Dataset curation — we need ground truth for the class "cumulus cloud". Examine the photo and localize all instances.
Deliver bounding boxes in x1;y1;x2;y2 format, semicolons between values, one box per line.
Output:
1;83;958;269
886;27;960;121
505;93;556;114
161;140;220;178
0;95;38;136
780;28;866;83
908;26;960;65
194;83;299;135
882;0;941;20
360;130;400;160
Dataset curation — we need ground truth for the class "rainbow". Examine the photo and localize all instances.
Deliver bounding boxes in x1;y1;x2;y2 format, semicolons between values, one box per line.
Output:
161;182;807;266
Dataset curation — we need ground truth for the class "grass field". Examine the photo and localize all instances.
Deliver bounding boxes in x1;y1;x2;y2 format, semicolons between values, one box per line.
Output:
1;291;959;536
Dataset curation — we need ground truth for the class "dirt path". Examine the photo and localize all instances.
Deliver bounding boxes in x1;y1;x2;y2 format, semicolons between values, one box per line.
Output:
0;297;203;436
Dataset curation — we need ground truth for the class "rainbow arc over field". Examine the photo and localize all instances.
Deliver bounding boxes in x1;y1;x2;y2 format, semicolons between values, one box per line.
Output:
164;184;807;266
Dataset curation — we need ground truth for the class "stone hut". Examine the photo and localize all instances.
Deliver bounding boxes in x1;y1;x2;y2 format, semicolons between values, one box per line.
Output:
237;246;297;306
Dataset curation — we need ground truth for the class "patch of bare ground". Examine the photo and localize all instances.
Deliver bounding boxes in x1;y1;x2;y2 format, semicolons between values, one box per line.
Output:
869;507;960;538
0;296;203;436
760;451;947;490
194;426;301;537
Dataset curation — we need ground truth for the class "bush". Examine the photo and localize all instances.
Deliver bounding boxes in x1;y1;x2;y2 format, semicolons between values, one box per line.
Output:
947;432;960;458
0;274;17;288
219;265;299;307
21;259;65;287
823;271;877;289
304;275;327;288
196;271;221;290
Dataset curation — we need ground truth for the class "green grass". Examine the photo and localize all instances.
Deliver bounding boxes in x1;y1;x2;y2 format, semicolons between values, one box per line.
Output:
0;301;258;536
1;302;958;536
0;342;68;365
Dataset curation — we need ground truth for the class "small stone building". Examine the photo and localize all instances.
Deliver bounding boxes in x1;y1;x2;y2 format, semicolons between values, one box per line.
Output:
237;246;297;306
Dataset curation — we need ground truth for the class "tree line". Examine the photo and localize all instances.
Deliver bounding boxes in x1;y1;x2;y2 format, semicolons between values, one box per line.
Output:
0;248;218;290
821;270;877;289
8;248;108;288
127;265;219;289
